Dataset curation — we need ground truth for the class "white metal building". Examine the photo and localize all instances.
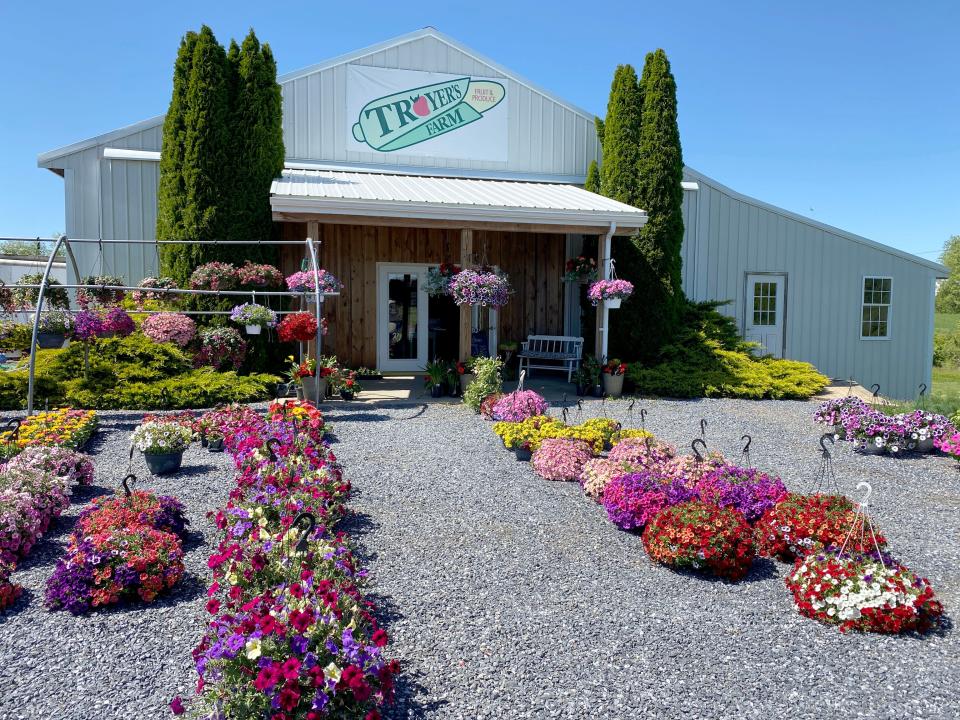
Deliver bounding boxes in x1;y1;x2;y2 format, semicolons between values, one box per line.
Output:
35;27;945;399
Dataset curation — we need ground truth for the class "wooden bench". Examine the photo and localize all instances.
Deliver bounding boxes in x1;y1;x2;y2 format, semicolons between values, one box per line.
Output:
517;335;584;383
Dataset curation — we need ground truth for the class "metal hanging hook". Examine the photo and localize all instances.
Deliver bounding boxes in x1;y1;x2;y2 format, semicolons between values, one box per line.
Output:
741;434;752;454
919;383;927;397
3;418;20;443
691;438;707;462
700;418;707;438
856;481;872;508
266;437;282;462
289;512;317;555
819;432;835;457
870;383;880;398
640;408;647;428
561;407;569;424
120;473;136;497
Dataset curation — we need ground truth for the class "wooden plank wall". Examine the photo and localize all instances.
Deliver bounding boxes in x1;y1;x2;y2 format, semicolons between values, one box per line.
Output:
277;222;565;367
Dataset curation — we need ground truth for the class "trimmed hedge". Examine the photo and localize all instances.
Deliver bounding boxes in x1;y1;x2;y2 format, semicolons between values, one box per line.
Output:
626;301;828;400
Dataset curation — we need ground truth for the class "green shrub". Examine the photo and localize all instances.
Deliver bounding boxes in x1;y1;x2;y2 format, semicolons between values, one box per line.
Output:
0;322;34;352
0;372;64;410
463;356;503;411
933;331;960;368
626;301;829;400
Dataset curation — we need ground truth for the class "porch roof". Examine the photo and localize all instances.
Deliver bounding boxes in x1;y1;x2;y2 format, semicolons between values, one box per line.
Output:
270;169;647;233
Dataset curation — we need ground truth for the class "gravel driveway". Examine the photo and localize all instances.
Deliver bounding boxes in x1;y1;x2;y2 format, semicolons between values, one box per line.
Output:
328;398;959;720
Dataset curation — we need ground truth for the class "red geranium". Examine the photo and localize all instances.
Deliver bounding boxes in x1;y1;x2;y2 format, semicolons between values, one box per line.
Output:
278;313;319;343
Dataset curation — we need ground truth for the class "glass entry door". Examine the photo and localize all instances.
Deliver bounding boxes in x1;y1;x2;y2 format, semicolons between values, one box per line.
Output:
377;264;429;371
744;273;785;358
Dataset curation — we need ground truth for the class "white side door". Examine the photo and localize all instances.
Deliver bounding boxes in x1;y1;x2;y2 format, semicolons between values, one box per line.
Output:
744;274;785;358
377;264;429;372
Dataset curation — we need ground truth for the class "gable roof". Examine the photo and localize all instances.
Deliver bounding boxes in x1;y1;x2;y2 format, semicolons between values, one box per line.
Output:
683;166;948;276
38;27;596;168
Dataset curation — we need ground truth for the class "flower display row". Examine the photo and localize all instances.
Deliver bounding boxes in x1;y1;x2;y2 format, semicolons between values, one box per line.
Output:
190;261;285;291
0;446;93;610
173;400;396;718
482;407;945;634
45;488;188;615
813;397;955;455
1;408;98;460
285;269;344;294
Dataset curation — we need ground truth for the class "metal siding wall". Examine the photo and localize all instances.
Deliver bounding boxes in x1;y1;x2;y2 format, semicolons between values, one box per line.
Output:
681;177;936;399
280;35;599;177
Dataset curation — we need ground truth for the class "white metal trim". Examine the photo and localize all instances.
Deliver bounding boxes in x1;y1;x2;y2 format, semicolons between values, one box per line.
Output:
859;275;893;342
103;148;162;161
681;181;699;191
37;115;165;166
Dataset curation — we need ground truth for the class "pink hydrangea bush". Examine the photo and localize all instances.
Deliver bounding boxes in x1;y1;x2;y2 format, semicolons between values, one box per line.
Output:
491;390;549;422
532;438;593;481
141;312;196;348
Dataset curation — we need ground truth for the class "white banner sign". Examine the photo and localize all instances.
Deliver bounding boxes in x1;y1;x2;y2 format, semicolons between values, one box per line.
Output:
346;65;508;161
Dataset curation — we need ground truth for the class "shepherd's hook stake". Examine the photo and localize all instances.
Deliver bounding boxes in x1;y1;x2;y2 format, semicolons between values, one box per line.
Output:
691;438;706;462
856;481;872;508
120;473;136;497
266;437;282;462
700;418;707;438
819;433;834;458
741;434;752;454
871;383;880;398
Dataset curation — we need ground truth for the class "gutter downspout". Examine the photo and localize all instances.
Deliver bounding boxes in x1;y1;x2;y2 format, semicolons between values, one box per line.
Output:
600;222;616;362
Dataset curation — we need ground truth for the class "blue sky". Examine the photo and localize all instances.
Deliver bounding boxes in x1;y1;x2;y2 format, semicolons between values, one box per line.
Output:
0;1;956;259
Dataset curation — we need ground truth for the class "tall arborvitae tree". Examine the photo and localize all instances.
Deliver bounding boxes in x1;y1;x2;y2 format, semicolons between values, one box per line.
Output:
226;30;285;263
584;160;600;194
157;26;285;281
594;65;648;357
158;25;231;284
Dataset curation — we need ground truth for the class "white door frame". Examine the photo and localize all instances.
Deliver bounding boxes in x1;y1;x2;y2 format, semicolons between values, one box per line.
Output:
376;263;430;372
744;272;787;358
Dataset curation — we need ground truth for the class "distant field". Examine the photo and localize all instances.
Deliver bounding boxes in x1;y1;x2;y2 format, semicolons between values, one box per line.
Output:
932;366;960;398
935;312;960;332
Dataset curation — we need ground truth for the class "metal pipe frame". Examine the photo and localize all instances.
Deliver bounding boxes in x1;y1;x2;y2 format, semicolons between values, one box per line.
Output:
24;235;329;415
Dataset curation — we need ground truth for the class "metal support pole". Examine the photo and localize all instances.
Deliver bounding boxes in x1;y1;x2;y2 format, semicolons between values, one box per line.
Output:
27;234;69;415
599;222;616;363
305;237;324;404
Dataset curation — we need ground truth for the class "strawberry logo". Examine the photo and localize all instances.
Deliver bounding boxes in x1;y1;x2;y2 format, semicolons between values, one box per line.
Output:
411;95;430;117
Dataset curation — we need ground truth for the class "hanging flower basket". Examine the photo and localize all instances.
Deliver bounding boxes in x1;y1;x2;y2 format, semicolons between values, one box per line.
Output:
277;312;318;343
563;256;598;283
190;262;239;291
77;275;126;309
588;279;634;307
237;261;284;289
285;269;343;294
229;303;277;335
449;268;511;308
425;263;462;297
12;273;70;310
132;276;177;309
142;312;196;348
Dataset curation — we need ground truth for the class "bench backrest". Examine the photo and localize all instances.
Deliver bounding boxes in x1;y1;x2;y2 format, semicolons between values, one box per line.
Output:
525;335;583;357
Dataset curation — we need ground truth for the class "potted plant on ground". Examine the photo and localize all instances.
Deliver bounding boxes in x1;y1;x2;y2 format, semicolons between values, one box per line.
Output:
36;310;73;349
132;421;193;475
206;429;225;453
289;357;318;400
335;369;361;400
581;355;603;397
588;278;635;309
564;256;598;283
572;364;591;397
602;359;628;398
444;360;461;396
457;358;475;394
498;340;519;365
229;303;277;335
423;360;448;398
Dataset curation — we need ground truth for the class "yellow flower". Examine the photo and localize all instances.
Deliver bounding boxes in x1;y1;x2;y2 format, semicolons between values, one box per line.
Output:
245;638;262;660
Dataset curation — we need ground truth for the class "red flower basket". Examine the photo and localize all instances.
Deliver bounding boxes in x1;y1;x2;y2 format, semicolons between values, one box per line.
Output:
642;501;755;581
278;312;319;343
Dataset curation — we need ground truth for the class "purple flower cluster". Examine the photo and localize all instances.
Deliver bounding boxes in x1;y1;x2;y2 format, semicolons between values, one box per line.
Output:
73;308;135;340
588;279;634;305
814;398;955;454
694;466;787;522
602;470;697;531
448;269;511;308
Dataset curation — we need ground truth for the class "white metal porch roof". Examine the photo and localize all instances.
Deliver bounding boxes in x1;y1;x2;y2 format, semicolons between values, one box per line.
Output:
269;169;647;230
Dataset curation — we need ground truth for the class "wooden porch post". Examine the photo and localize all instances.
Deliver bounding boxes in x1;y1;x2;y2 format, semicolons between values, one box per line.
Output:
594;233;608;359
459;229;473;361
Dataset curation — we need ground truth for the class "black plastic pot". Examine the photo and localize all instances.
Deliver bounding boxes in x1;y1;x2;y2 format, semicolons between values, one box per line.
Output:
36;332;66;349
429;385;444;398
591;384;604;398
514;447;532;461
208;438;224;452
575;383;588;397
340;390;355;401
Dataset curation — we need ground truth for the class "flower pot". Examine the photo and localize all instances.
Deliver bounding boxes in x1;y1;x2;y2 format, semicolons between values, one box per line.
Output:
275;382;289;398
36;332;66;349
200;436;208;448
447;381;460;397
514;447;532;462
144;451;184;475
915;437;935;453
295;386;304;401
340;390;354;401
429;385;444;398
575;383;588;397
603;373;625;398
301;376;317;400
591;384;603;398
605;297;622;309
316;378;328;402
207;438;224;453
459;373;475;393
245;324;262;335
860;441;884;456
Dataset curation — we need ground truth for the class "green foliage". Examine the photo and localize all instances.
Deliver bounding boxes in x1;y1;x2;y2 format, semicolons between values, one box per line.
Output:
599;65;642;206
935;235;960;313
158;26;284;286
584;160;600;194
933;330;960;368
463;356;503;411
13;273;69;310
0;239;63;258
0;322;34;352
1;333;277;409
626;301;828;400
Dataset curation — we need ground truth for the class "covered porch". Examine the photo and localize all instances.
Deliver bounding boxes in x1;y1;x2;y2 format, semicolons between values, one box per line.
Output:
270;169;647;369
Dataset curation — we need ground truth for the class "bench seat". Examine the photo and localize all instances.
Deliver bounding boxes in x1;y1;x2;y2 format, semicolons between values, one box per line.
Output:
517;335;584;383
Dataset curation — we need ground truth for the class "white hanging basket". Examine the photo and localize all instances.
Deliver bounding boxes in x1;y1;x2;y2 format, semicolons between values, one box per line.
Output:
245;324;262;335
605;297;622;309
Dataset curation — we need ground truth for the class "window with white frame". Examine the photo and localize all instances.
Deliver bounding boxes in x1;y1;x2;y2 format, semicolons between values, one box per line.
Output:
861;277;891;338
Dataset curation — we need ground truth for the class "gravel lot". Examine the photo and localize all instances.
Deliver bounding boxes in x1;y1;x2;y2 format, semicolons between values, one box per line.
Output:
0;410;234;720
328;398;959;720
0;399;957;719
